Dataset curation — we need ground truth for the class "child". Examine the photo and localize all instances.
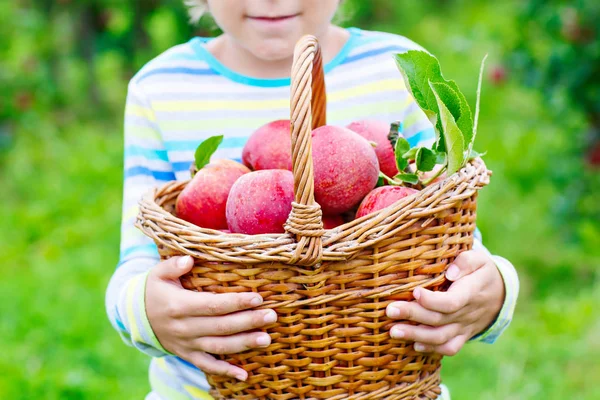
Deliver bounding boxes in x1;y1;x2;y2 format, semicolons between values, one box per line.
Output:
106;1;519;399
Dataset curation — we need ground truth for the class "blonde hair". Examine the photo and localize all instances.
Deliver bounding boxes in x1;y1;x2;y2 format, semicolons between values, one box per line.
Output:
184;0;208;24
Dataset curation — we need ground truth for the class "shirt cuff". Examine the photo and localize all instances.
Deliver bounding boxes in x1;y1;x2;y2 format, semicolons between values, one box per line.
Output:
470;255;519;344
116;270;172;358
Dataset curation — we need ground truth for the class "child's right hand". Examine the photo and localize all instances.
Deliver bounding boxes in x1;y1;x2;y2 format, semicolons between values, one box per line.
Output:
146;255;276;381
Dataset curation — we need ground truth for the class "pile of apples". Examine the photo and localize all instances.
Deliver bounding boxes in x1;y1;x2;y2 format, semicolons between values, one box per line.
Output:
175;120;421;234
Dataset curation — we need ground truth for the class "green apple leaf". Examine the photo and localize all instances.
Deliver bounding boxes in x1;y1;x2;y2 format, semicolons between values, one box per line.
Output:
430;82;465;175
402;147;419;161
416;147;437;172
394;51;473;153
467;149;487;161
394;173;419;185
394;136;410;171
195;135;223;170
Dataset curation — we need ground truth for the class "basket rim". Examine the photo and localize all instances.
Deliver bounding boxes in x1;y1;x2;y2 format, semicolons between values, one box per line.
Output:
136;157;490;264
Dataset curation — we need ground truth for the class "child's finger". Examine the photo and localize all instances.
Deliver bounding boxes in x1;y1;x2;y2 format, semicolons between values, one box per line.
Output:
390;323;460;345
445;251;487;281
182;309;277;337
171;291;264;317
188;351;248;381
151;255;194;281
413;334;469;357
192;331;272;355
413;286;470;314
386;301;450;326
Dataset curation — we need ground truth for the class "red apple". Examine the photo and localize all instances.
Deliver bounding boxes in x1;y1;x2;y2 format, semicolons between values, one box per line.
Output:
346;120;399;177
242;120;292;171
311;125;380;215
226;169;295;234
176;159;250;229
323;215;345;229
356;186;419;218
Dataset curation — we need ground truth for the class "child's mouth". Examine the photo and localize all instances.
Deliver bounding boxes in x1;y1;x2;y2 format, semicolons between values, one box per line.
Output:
246;14;300;25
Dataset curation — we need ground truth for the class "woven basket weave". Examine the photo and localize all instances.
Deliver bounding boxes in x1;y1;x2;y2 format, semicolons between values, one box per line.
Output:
136;35;491;400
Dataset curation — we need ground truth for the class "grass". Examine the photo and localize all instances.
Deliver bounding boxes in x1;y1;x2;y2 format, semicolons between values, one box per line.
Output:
1;2;599;398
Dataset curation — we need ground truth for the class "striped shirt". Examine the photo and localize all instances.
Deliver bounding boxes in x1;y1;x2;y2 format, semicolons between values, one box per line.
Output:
105;27;519;400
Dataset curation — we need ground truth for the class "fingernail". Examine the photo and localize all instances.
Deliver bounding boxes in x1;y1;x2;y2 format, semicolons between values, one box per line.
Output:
414;343;426;352
177;256;192;268
232;371;247;381
413;287;421;300
249;296;263;307
263;310;277;324
391;327;405;339
387;306;400;319
446;264;459;281
256;334;271;347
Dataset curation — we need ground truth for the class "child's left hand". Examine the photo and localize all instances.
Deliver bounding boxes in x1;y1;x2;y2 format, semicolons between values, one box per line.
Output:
386;250;505;356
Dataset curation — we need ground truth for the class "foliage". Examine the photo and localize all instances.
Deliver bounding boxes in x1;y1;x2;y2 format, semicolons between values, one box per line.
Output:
504;0;600;253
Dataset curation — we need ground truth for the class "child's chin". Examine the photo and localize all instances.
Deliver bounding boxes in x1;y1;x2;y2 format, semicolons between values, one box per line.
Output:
250;38;296;62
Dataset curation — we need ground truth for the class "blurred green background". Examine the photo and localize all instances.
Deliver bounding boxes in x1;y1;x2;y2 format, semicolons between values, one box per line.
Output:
1;0;599;399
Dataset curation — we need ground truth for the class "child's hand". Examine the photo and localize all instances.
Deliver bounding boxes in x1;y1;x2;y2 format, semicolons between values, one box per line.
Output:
146;256;276;381
386;250;504;356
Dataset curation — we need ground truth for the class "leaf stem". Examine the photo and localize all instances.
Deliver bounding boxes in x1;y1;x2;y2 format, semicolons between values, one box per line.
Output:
422;166;447;186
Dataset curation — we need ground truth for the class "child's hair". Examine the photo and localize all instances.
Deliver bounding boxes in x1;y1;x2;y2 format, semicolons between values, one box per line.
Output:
184;0;208;24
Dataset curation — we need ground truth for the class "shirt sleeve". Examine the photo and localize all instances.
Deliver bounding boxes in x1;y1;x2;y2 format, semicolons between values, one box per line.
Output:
105;80;175;358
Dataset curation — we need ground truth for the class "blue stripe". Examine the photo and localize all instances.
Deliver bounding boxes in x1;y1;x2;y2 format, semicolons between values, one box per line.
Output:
125;146;169;161
177;356;200;371
125;166;176;180
165;136;248;152
136;67;216;84
407;128;435;148
173;161;192;172
119;244;159;261
114;306;127;331
342;45;410;65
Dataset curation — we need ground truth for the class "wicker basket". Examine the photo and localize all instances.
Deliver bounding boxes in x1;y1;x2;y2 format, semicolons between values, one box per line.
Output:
136;35;491;400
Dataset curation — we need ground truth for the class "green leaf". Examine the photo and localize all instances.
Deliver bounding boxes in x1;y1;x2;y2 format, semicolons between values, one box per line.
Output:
430;82;465;175
467;149;487;161
402;147;418;161
472;54;488;153
394;137;410;171
394;173;419;185
428;81;473;154
436;152;447;164
376;175;386;187
195;135;224;170
394;50;473;153
415;147;437;172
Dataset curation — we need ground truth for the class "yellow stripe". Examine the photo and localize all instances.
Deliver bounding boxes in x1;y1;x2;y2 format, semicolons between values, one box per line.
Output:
126;104;157;122
126;275;143;343
155;357;170;373
184;385;215;400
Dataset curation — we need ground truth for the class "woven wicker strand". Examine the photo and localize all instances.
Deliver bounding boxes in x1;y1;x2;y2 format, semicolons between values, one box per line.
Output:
135;34;491;400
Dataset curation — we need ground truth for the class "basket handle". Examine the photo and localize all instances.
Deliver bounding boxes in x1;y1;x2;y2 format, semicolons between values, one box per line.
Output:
284;35;326;267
